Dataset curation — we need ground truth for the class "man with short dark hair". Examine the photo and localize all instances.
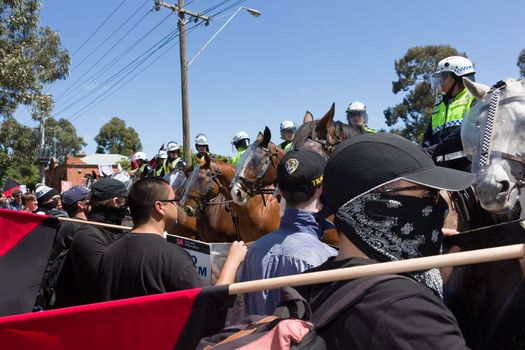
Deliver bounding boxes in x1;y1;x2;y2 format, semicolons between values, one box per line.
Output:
241;149;337;315
99;177;247;301
7;189;23;210
300;133;472;349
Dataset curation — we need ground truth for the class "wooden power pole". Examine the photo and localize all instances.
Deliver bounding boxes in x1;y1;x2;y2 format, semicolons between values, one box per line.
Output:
154;1;209;164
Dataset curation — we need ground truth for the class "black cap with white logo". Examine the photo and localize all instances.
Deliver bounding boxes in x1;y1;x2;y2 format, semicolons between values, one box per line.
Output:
277;150;326;193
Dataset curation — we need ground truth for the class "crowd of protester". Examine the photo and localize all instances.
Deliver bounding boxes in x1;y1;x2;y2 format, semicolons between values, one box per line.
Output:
0;55;500;349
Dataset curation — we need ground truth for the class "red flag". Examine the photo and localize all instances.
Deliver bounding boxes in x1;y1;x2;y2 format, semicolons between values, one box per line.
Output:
0;209;58;316
2;178;21;197
129;152;139;170
0;285;230;350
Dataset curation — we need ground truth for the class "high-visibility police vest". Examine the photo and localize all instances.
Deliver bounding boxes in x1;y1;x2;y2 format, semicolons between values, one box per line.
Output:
153;160;165;176
361;125;376;133
280;140;293;152
232;148;247;167
431;88;474;134
165;157;182;172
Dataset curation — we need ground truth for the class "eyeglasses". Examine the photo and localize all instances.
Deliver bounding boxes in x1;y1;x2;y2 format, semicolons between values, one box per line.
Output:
158;198;179;205
379;185;441;204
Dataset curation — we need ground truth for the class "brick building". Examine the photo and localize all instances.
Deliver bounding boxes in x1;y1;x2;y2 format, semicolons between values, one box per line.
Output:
45;154;125;192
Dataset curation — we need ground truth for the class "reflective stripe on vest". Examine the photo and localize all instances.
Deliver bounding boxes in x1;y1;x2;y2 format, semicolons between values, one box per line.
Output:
431;88;474;134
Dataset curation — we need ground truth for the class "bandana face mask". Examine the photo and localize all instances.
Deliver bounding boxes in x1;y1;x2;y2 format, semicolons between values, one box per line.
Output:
336;192;449;297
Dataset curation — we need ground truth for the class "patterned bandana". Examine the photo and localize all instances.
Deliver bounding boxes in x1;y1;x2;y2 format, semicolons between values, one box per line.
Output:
335;192;449;297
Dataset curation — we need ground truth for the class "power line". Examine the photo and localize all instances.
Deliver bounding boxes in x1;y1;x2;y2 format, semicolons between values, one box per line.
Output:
70;0;150;74
53;12;175;115
67;22;203;122
55;6;155;102
71;0;127;57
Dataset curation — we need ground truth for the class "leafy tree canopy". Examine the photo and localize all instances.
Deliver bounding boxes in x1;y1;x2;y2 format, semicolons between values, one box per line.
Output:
95;117;142;155
383;45;465;142
44;117;87;162
518;48;525;78
0;0;70;119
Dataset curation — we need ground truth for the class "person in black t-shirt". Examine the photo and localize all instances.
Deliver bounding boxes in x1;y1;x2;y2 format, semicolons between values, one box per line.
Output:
305;133;475;349
98;177;247;301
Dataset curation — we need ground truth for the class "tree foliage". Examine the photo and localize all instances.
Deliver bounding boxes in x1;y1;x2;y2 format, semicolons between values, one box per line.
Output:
383;45;465;142
95;117;142;155
0;0;70;119
518;48;525;78
0;116;85;185
44;117;87;162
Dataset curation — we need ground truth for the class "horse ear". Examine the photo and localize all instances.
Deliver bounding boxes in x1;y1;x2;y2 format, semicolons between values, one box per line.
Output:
303;111;314;124
315;103;335;135
261;126;271;148
463;77;489;100
256;132;263;142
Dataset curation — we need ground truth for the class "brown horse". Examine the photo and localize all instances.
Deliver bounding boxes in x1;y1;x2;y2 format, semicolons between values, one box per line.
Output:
181;153;281;242
163;169;199;239
292;103;361;156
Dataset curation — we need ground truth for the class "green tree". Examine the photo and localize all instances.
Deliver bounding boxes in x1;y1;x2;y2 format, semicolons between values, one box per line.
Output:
0;0;70;119
518;48;525;78
95;117;142;155
383;45;465;142
0;118;40;184
44;117;86;162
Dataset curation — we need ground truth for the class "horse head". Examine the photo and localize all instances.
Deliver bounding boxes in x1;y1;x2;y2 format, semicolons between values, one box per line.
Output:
180;153;225;217
292;103;359;156
163;168;188;199
231;126;284;205
462;77;525;213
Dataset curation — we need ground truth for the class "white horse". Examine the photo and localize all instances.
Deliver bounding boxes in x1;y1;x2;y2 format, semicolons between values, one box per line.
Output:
462;78;525;217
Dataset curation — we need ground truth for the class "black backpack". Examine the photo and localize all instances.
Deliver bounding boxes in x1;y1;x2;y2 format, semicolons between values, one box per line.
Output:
197;275;406;349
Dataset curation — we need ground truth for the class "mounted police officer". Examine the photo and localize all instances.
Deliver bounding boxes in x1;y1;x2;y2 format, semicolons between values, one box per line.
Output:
130;152;151;179
195;133;210;160
279;120;296;152
231;131;250;167
153;150;168;177
423;56;476;171
346;101;376;133
165;141;186;172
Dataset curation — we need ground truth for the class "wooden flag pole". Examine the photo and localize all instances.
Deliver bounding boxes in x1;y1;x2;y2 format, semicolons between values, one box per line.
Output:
228;243;525;295
57;216;132;231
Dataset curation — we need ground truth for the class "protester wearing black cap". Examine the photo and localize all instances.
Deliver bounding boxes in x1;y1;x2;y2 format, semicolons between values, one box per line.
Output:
299;133;472;349
241;149;337;315
65;179;129;306
35;185;67;216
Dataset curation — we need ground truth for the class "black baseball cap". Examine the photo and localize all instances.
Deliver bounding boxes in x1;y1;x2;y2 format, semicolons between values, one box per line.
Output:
277;150;326;192
91;178;128;200
321;133;475;216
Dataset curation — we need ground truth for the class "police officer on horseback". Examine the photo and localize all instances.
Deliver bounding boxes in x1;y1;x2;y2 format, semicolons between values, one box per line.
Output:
195;133;210;160
279;120;296;152
129;152;152;179
346;101;376;133
153;150;168;177
423;56;476;171
232;131;250;167
165;141;186;172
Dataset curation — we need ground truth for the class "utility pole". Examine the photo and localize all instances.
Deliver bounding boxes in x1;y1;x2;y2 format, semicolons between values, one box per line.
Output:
154;1;210;164
38;117;46;185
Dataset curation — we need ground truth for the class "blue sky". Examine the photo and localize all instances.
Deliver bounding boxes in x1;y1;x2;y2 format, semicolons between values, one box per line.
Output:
15;0;525;158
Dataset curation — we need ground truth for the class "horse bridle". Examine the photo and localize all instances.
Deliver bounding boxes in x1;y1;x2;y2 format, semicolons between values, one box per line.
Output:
184;162;225;213
480;81;525;192
235;145;281;198
307;122;345;154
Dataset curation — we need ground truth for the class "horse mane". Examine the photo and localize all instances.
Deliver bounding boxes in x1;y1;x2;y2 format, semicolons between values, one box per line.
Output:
292;120;361;150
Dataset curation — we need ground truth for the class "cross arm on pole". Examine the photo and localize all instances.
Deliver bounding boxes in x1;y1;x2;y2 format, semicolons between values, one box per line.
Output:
154;0;210;21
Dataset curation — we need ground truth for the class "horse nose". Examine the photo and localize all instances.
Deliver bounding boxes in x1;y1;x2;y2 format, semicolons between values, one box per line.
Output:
184;206;195;217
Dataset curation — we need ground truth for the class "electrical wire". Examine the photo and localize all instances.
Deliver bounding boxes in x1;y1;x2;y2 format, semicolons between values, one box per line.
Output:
70;0;127;57
55;6;155;102
56;0;246;122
